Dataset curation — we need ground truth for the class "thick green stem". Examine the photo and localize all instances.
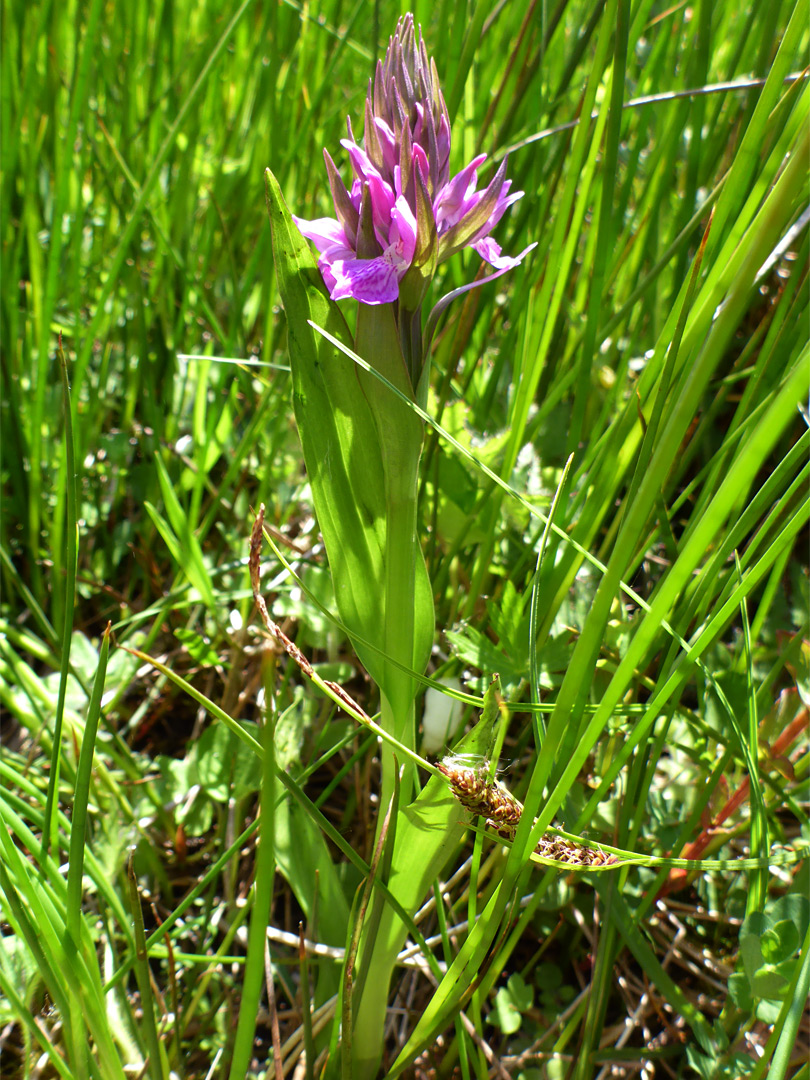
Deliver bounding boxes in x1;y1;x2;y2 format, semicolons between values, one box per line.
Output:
378;461;420;814
354;304;426;816
267;175;436;1078
347;676;499;1080
351;430;424;1080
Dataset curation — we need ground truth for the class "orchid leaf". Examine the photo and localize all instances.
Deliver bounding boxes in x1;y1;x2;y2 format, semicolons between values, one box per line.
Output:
274;794;350;1006
355;301;435;700
265;169;388;687
385;674;502;910
351;677;502;1075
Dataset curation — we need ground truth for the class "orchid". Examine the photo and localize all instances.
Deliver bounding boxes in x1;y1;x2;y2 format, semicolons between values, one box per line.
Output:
267;17;535;1078
294;15;534;317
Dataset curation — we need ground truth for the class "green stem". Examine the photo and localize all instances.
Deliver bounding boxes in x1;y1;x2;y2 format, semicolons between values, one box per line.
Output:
378;464;419;814
354;304;426;818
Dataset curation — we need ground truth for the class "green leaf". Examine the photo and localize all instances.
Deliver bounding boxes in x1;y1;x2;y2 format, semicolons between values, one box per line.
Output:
508;972;533;1010
195;722;263;803
753;998;784;1026
351;677;504;1071
728;971;753;1011
491;987;523;1034
770;918;800;957
493;972;537;1036
273;687;311;774
686;1045;756;1080
273;793;351;1005
736;896;810;1005
535;962;563;992
273;565;340;651
174;628;220;667
354;300;435;691
446;624;524;690
373;675;503;918
265;169;388;687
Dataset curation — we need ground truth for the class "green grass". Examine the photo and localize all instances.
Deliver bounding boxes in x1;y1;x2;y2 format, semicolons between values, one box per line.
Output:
2;0;809;1077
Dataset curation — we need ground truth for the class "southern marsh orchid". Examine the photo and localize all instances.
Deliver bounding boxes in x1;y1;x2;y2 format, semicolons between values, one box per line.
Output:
293;14;534;384
266;15;534;1077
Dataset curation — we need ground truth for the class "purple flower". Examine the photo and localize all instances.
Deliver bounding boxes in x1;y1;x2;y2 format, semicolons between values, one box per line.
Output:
294;15;534;309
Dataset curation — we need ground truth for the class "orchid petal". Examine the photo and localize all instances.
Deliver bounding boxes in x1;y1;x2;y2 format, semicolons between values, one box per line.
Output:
434;154;487;231
411;142;430;188
293;16;532;308
293;215;353;257
323;149;359;247
374;116;398;176
469;183;524;240
390;195;418;265
472;237;537;270
367;175;396;236
342;140;383;187
437;157;512;259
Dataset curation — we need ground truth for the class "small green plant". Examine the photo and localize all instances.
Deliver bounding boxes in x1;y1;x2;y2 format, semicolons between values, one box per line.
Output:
490;972;534;1036
730;894;810;1022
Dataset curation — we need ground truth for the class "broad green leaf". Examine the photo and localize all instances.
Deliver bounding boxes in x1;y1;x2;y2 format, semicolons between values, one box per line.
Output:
274;793;350;1005
174;627;220;667
352;676;503;1075
736;896;810;1005
195;722;262;803
265;169;388;687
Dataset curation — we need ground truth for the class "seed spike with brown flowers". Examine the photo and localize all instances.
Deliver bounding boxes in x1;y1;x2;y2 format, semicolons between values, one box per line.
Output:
439;754;618;869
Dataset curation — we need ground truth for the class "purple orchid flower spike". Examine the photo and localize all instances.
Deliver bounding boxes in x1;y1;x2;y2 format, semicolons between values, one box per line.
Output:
293;14;535;387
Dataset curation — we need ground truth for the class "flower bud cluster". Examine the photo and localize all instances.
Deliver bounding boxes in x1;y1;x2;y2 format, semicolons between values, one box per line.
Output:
294;15;533;309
